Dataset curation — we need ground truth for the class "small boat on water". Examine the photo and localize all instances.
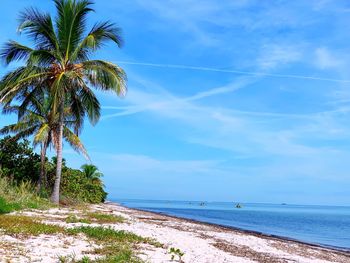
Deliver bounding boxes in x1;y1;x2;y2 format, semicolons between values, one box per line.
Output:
235;203;242;209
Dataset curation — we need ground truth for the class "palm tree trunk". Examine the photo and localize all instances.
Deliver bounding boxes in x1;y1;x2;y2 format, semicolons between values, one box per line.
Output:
50;100;65;204
37;141;48;192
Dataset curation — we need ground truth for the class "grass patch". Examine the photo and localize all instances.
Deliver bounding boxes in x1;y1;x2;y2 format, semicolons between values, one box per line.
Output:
65;212;125;225
66;215;91;224
0;176;52;213
68;226;145;243
85;212;125;224
94;247;143;263
0;196;21;214
68;226;162;262
0;215;64;236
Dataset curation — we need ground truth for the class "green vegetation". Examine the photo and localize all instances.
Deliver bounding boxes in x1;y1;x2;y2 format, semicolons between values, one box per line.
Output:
0;196;20;214
169;247;185;262
0;215;63;236
85;212;125;224
65;212;125;225
0;175;51;214
68;226;146;243
0;0;127;204
0;137;41;183
0;213;159;262
65;215;91;224
93;247;142;263
0;92;89;192
0;136;107;210
68;226;159;262
81;165;104;184
59;166;107;204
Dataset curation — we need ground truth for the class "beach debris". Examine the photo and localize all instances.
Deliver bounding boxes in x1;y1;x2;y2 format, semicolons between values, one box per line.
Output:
169;247;185;262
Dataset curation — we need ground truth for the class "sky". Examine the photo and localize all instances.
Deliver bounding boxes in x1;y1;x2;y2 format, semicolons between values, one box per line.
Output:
0;0;350;205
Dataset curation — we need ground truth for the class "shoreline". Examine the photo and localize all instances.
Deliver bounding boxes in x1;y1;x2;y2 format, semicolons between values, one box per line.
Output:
114;202;350;254
1;202;350;262
105;202;350;262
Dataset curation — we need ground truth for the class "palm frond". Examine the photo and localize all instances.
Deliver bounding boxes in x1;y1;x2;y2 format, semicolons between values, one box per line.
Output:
82;60;127;96
63;126;90;160
18;7;60;53
9;126;40;142
71;21;123;61
1;104;19;115
34;123;50;144
55;0;93;62
0;41;33;65
27;50;57;67
68;89;85;133
75;80;100;125
0;66;49;104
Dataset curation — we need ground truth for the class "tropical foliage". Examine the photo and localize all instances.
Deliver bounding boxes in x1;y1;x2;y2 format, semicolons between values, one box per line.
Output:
81;164;103;182
0;0;127;204
0;89;88;191
0;137;41;182
0;136;107;205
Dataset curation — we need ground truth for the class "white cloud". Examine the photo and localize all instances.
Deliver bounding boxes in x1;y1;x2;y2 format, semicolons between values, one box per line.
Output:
101;72;350;160
257;44;303;70
314;47;343;70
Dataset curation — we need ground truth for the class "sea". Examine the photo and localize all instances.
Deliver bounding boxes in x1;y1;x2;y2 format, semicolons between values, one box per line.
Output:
114;199;350;251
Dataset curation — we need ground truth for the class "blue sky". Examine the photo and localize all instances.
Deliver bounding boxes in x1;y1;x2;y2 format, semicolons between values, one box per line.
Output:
1;0;350;205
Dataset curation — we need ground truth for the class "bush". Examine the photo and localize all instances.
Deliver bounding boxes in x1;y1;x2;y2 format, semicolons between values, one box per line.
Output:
60;168;107;204
0;137;40;182
0;136;108;206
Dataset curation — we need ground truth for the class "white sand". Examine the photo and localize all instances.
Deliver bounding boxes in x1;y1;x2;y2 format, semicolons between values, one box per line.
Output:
0;202;349;263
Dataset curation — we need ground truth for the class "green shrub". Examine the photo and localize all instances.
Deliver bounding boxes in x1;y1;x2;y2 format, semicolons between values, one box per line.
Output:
0;137;40;182
0;136;108;206
169;247;185;262
59;169;107;204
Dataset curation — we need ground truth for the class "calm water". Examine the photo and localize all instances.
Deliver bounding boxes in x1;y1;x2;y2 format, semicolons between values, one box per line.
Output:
114;199;350;250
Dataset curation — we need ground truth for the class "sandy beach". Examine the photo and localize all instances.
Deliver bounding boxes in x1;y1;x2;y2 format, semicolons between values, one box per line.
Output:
0;202;349;263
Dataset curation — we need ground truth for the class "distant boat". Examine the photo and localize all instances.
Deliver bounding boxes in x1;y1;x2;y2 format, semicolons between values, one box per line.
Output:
199;202;205;206
281;203;287;205
235;203;242;209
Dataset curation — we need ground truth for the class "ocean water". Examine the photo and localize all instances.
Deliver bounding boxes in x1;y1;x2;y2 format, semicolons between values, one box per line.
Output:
115;199;350;250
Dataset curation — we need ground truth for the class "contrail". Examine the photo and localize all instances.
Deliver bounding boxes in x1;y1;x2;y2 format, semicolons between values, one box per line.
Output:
118;61;350;83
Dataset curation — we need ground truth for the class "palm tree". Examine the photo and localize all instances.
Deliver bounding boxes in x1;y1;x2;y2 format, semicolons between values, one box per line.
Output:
0;0;127;204
0;90;89;191
81;164;103;184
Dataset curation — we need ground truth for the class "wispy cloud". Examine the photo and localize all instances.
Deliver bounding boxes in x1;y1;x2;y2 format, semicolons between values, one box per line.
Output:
101;71;350;162
314;47;344;70
257;44;303;70
117;61;350;83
